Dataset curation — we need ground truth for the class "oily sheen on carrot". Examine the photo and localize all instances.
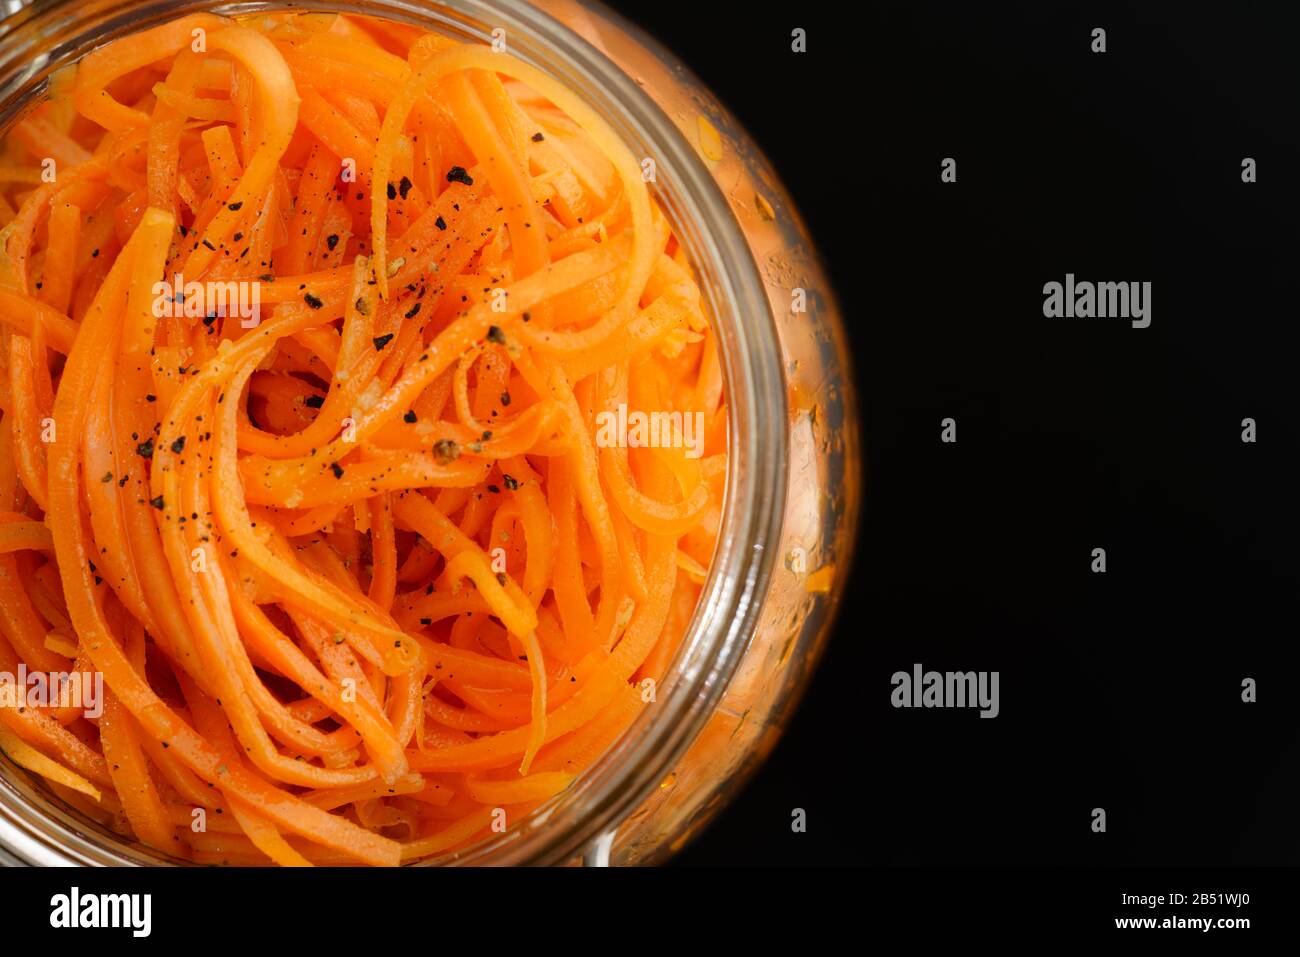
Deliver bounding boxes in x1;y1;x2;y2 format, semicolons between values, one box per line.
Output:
0;11;726;866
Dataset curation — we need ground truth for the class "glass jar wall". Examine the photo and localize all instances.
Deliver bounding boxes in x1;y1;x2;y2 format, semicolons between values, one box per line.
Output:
0;0;857;866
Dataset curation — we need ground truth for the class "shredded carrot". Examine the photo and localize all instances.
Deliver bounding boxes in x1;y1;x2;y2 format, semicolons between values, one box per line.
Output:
0;725;101;801
0;11;725;865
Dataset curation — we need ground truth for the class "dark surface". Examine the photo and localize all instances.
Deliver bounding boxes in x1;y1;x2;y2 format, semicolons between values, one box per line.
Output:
594;0;1300;866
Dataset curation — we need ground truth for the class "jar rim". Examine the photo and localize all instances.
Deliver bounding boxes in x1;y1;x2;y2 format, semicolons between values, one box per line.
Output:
0;0;789;866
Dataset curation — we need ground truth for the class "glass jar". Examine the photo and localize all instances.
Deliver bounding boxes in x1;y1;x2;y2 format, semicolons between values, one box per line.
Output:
0;0;858;866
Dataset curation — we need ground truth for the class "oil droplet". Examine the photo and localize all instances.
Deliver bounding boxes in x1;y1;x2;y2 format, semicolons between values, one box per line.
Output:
805;564;835;594
696;115;723;162
787;380;814;418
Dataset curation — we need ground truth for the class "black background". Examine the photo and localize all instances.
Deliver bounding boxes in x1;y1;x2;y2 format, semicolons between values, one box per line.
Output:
595;0;1300;866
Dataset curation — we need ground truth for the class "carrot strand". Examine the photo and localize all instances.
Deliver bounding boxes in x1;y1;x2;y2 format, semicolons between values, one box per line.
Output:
0;11;726;866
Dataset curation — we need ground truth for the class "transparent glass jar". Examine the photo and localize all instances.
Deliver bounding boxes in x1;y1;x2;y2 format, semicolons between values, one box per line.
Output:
0;0;858;866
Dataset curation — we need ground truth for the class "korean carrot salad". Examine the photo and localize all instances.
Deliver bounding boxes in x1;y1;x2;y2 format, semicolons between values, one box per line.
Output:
0;11;726;866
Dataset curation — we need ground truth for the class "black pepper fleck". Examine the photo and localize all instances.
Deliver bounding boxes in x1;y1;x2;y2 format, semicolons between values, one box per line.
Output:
433;439;461;464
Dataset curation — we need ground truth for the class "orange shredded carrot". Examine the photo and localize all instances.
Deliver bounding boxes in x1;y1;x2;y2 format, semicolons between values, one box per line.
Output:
0;11;726;866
